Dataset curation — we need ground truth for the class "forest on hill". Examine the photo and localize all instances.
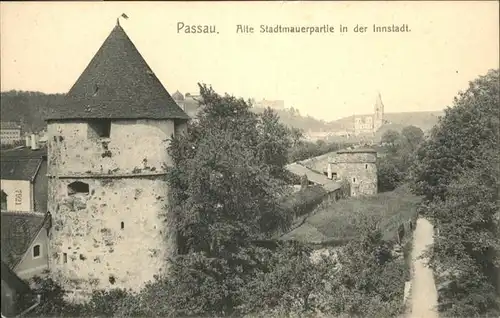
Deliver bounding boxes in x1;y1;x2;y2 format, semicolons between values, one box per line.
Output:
0;90;64;132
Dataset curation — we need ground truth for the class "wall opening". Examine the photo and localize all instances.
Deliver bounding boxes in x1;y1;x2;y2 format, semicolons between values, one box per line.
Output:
68;181;89;196
365;164;368;169
33;244;41;258
0;190;7;210
109;275;116;285
353;177;356;183
120;222;124;230
88;119;111;138
63;253;68;264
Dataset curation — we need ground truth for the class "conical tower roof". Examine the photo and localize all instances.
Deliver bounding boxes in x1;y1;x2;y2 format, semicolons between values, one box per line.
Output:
46;23;189;121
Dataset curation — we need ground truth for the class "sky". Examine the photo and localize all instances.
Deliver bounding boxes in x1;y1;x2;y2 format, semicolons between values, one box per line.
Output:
1;1;498;121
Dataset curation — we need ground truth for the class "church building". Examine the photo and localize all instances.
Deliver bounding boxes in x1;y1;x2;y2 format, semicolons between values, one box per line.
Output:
44;19;189;300
354;93;385;136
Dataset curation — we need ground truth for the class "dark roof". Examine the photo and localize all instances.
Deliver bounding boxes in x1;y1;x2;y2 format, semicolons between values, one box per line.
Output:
1;147;47;159
1;212;48;269
45;23;189;121
336;148;377;154
1;260;32;294
1;147;46;181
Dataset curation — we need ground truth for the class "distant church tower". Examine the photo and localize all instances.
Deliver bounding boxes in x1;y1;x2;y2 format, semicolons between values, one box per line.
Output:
373;92;385;132
45;20;189;300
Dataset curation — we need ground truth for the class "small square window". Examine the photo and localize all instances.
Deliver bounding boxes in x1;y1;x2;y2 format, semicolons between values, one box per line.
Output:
33;244;41;258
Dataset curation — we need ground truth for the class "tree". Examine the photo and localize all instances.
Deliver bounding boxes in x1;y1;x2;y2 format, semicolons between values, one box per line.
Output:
410;69;499;201
164;84;295;316
409;69;500;316
381;129;400;146
400;125;424;150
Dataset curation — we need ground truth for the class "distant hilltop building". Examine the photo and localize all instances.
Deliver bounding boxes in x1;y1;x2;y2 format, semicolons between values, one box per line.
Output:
254;99;285;110
1;121;22;145
172;90;202;119
354;93;385;136
43;19;189;300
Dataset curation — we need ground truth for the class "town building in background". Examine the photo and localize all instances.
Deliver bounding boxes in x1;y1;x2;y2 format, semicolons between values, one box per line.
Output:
1;121;22;145
353;93;385;136
172;90;202;119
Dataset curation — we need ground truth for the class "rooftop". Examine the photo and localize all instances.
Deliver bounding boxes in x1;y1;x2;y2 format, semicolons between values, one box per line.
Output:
1;147;47;181
45;23;189;121
1;211;49;269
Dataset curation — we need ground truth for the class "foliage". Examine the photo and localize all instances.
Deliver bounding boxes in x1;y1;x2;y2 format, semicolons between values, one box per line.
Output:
288;139;347;163
377;125;425;192
280;185;328;218
409;69;500;316
167;84;294;256
410;69;499;201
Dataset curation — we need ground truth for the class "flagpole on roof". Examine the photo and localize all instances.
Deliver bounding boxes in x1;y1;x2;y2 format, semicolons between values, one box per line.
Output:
117;13;129;26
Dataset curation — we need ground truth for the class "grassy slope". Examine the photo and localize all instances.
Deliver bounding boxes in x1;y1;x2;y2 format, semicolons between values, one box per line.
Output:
282;185;422;243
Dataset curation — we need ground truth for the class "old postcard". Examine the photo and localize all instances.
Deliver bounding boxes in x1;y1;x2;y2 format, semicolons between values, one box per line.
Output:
1;1;498;317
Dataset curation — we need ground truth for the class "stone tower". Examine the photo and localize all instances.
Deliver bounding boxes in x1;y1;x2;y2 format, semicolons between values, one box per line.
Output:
331;148;377;197
373;92;385;132
45;21;189;299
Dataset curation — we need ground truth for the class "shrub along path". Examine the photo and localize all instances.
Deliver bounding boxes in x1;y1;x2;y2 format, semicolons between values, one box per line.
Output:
409;217;439;318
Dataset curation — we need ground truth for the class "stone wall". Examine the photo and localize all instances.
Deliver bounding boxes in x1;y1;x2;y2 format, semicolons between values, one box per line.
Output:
47;119;175;176
47;177;173;297
332;152;377;196
46;119;179;299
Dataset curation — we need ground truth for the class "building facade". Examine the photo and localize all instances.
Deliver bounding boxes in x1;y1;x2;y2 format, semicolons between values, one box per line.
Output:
1;122;22;145
44;21;189;299
329;148;378;197
353;93;385;136
0;142;48;214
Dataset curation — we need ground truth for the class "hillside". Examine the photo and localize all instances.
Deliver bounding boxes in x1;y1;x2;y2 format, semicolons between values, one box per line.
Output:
1;91;444;135
0;91;334;133
0;90;64;132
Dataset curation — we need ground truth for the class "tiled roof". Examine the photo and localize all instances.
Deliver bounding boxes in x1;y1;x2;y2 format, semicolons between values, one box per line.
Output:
1;212;48;269
286;163;330;185
285;163;341;193
1;147;46;181
1;147;47;159
45;23;189;121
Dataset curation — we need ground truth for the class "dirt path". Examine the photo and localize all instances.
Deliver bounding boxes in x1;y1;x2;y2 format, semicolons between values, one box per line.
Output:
408;217;439;318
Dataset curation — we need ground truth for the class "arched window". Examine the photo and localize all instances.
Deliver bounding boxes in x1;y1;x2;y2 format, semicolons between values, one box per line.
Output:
68;181;89;195
1;190;7;210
